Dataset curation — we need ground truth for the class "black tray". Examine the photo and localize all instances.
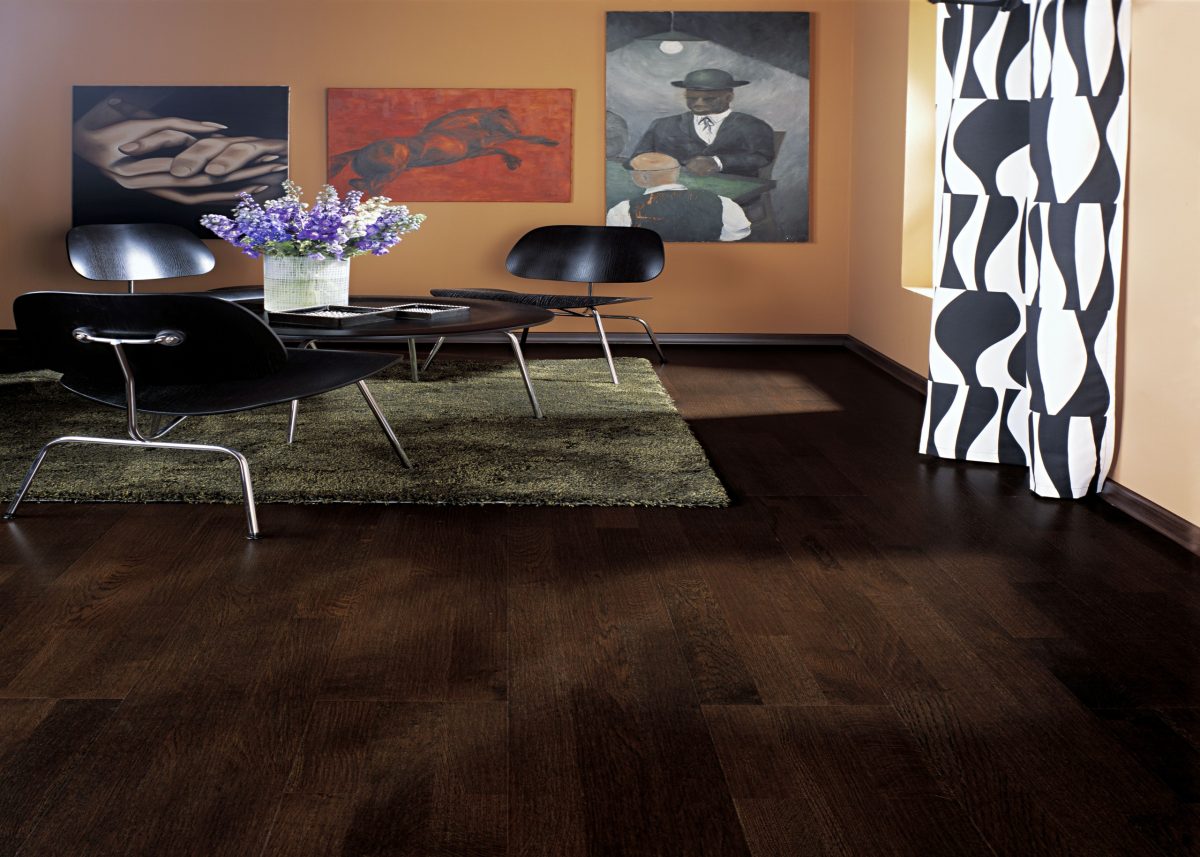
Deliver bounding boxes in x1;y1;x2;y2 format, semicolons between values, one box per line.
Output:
267;302;472;328
388;302;471;322
266;305;393;328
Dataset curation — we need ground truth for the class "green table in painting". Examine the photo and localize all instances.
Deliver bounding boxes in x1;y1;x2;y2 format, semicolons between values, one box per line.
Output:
604;159;776;211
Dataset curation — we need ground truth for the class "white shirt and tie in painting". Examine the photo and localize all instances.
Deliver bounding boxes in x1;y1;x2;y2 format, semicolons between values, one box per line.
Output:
693;109;728;165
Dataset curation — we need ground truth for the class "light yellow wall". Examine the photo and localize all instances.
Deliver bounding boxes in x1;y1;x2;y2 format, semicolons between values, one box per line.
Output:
847;0;932;373
848;0;1200;528
0;0;851;334
1109;0;1200;525
900;0;937;291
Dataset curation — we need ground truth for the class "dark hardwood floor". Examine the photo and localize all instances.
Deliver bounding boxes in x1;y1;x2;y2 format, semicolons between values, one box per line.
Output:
0;345;1196;856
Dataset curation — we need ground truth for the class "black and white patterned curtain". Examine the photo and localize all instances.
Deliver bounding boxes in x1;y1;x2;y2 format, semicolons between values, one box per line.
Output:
919;0;1130;498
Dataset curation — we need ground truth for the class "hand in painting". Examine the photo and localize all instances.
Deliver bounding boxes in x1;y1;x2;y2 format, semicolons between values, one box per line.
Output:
112;134;289;203
73;96;288;203
683;155;721;177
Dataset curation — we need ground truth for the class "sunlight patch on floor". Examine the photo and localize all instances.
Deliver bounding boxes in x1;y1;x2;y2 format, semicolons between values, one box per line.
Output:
664;365;843;419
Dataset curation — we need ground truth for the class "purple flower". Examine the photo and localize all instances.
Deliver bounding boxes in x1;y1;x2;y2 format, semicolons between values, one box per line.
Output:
200;182;425;259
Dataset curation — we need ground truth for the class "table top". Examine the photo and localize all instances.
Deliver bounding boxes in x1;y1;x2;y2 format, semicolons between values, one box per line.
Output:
605;159;777;208
244;295;555;341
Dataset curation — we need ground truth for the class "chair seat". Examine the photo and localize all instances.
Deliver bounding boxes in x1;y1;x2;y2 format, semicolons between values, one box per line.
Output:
61;348;400;416
430;288;648;311
201;285;267;302
165;286;267;302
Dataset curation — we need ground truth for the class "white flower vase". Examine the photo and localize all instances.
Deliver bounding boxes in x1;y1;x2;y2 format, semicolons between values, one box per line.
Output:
263;256;351;312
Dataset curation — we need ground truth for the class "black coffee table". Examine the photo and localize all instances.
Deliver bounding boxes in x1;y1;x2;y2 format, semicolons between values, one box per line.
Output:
242;295;554;421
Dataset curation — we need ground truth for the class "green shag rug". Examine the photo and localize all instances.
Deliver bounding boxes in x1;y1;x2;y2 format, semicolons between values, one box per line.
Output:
0;357;728;507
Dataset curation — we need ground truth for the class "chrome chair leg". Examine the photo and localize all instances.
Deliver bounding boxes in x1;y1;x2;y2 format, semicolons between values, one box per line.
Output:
287;399;300;444
407;338;420;382
287;340;317;443
591;310;619;385
419;337;445;374
224;445;260;539
604;313;667;365
356;381;412;468
504;331;544;419
4;434;261;539
4;438;59;521
145;415;189;440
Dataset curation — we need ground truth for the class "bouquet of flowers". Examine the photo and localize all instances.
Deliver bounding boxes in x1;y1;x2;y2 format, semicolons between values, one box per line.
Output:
200;180;425;260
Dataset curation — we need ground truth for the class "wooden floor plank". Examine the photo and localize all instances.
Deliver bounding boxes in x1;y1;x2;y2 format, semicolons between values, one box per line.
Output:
12;506;376;857
0;506;227;698
507;510;751;857
705;704;991;857
677;504;889;706
0;504;125;632
319;506;508;702
633;508;765;705
268;700;507;857
0;698;119;855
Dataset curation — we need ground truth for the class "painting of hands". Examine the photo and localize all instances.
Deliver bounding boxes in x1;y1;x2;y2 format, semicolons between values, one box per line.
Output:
72;86;289;234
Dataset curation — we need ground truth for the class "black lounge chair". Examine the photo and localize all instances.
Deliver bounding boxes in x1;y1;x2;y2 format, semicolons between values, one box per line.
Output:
4;292;410;539
432;225;666;384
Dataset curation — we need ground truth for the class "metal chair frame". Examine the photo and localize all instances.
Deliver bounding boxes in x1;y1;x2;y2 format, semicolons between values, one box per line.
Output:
4;309;410;541
432;226;667;386
423;301;666;388
284;340;437;445
526;290;668;386
3;327;263;536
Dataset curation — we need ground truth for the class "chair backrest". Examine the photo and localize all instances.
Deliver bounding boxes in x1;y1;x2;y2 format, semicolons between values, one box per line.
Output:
506;225;665;284
758;131;787;181
67;223;215;282
13;292;287;385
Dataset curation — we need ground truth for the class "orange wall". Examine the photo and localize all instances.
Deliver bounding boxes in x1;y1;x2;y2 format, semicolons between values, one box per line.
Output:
0;0;852;334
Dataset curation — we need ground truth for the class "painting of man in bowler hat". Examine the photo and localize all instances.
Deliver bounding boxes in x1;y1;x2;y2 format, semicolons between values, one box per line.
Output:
606;11;809;242
631;68;776;179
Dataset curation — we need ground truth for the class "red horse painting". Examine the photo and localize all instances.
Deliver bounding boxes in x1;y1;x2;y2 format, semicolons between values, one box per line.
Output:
329;107;558;196
327;89;574;202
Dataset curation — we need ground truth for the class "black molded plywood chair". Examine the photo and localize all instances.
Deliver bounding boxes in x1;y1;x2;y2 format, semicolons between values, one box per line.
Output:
431;225;666;384
66;223;264;301
67;223;214;292
4;292;410;539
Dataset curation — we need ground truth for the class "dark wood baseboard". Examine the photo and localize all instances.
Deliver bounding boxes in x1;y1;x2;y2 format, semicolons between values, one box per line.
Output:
1101;481;1200;555
843;336;926;394
436;331;848;346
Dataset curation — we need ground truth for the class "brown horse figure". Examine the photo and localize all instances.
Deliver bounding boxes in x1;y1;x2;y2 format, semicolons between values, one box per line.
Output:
328;107;558;194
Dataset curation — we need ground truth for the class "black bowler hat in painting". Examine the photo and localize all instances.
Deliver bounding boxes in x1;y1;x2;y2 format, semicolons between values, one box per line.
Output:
670;68;751;89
